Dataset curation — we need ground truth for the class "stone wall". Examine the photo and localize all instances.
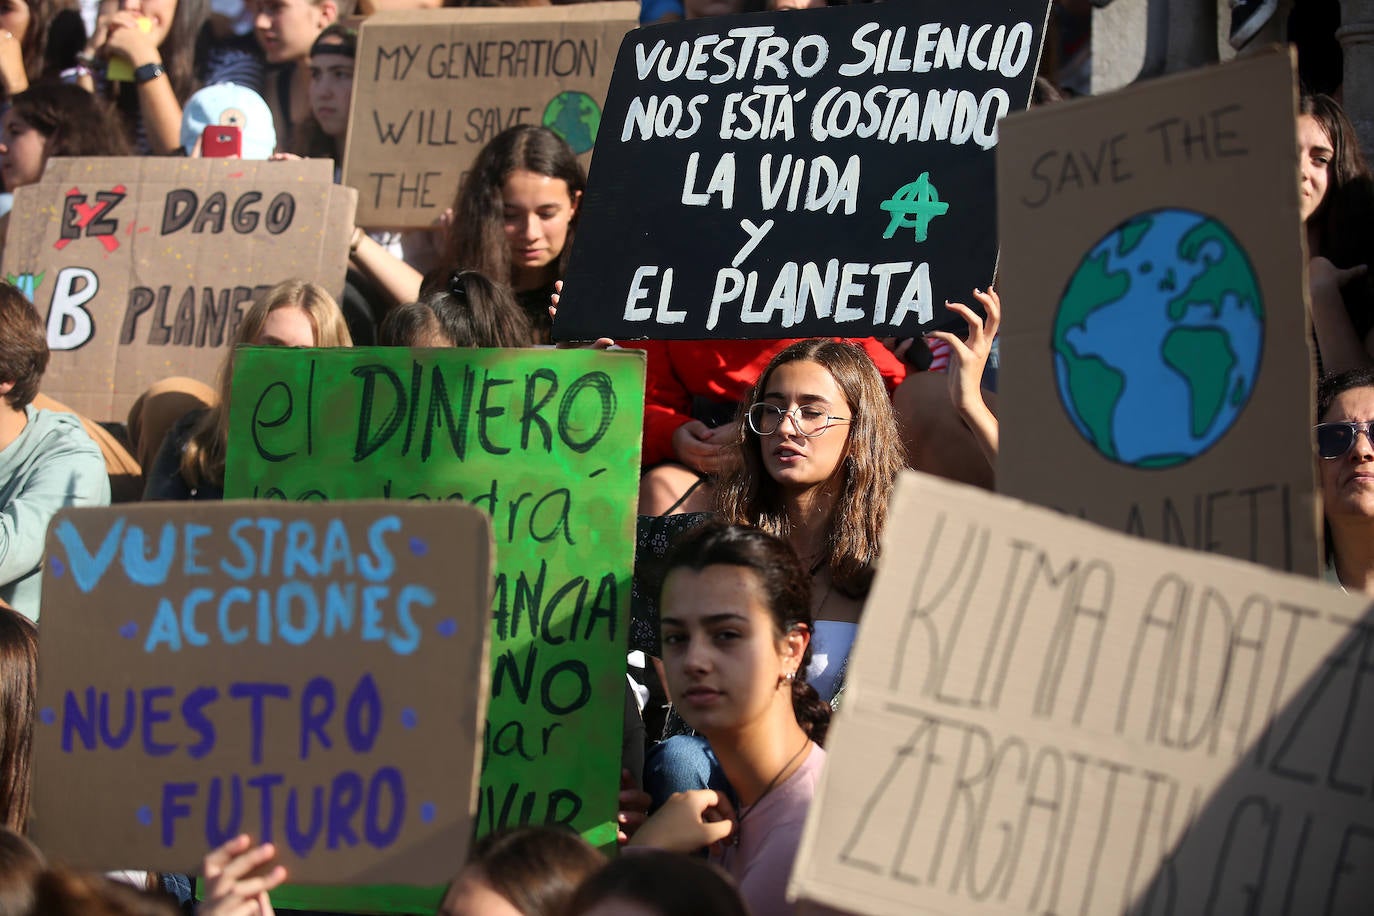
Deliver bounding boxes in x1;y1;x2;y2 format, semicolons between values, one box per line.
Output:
1092;0;1292;95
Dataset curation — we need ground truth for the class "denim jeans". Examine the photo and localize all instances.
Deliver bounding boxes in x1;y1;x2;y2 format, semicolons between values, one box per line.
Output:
643;734;734;812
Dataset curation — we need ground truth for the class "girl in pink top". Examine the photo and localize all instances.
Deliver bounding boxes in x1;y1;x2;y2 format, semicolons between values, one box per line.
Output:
630;522;829;916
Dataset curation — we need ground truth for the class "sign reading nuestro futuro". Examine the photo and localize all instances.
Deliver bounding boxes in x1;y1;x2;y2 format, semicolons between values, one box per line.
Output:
554;0;1052;341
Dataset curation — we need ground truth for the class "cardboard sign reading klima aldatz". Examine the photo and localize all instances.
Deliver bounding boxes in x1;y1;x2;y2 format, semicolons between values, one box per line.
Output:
31;502;492;885
792;472;1373;915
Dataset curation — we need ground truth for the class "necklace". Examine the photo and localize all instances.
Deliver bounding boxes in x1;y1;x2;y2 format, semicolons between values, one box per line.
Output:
730;736;812;846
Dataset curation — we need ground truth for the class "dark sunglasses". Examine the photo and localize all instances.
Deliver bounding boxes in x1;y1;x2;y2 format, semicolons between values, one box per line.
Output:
1315;420;1374;459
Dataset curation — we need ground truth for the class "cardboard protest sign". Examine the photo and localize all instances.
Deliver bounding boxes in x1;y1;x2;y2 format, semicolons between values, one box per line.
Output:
791;471;1373;915
343;3;638;228
31;502;492;884
1;158;354;422
994;50;1318;575
223;348;643;883
553;0;1051;341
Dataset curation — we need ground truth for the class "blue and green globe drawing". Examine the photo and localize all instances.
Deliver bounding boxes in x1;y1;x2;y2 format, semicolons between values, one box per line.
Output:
1052;208;1263;468
543;91;601;154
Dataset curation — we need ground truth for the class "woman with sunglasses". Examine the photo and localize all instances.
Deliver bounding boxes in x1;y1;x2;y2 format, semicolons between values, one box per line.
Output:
1316;368;1374;595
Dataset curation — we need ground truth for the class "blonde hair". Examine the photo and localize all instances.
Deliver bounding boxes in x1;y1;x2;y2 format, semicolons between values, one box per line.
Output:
180;280;351;490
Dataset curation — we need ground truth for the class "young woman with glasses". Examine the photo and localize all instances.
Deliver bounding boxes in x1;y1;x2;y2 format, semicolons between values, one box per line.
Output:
719;338;903;616
1316;367;1374;595
640;340;901;826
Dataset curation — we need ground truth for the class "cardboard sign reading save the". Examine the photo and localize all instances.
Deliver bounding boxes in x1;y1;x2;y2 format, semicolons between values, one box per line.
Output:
31;502;492;884
342;3;638;228
791;472;1372;915
223;347;643;861
554;0;1050;341
995;50;1318;575
0;158;354;422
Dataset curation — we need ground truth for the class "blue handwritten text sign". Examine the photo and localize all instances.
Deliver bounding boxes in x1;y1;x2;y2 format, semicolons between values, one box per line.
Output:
31;501;492;885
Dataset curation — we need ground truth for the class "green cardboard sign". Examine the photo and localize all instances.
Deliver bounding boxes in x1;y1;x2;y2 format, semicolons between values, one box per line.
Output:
225;347;645;912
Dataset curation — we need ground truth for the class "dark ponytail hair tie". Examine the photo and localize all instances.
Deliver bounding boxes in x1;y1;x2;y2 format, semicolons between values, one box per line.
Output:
448;270;468;300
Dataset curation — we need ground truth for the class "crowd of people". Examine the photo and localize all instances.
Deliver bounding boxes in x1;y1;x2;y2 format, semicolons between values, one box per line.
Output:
0;0;1362;912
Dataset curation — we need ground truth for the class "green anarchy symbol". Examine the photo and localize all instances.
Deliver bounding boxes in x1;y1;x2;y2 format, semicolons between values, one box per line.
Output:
880;172;949;242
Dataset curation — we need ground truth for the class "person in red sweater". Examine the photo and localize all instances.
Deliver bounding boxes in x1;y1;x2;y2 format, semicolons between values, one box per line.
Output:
637;338;906;515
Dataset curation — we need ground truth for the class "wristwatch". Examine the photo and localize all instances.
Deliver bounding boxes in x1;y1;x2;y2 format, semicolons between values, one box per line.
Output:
134;62;165;84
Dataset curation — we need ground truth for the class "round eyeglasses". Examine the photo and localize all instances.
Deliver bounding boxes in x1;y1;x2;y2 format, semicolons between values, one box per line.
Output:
747;403;850;438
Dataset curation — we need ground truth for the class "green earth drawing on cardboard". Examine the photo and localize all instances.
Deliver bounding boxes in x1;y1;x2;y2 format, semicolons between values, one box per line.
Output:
543;91;601;154
1053;208;1263;468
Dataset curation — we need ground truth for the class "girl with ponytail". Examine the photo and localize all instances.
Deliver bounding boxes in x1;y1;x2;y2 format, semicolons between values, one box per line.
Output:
629;521;827;916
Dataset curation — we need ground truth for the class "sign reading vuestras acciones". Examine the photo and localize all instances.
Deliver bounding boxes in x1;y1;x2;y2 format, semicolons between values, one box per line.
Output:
32;502;492;886
554;0;1051;341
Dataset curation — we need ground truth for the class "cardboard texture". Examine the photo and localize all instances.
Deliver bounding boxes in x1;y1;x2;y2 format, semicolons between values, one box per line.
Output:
342;3;638;228
790;471;1373;915
553;0;1051;341
0;158;354;422
222;347;644;911
995;50;1319;575
31;501;493;885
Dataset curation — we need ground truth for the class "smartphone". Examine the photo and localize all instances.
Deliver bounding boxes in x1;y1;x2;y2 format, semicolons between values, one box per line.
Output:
201;125;242;158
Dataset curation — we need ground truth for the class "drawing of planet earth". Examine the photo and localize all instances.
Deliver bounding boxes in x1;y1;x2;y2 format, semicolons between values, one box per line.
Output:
1052;207;1263;468
543;92;601;154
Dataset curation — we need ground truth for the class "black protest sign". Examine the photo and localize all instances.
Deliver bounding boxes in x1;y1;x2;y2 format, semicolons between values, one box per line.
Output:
554;0;1051;341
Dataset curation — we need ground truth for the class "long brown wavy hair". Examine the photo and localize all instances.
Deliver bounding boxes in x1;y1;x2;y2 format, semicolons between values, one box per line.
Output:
1302;94;1370;257
442;125;586;290
180;280;351;490
106;0;210;144
0;608;35;833
16;0;53;88
716;340;902;597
